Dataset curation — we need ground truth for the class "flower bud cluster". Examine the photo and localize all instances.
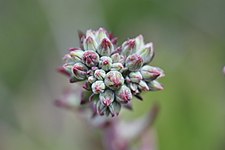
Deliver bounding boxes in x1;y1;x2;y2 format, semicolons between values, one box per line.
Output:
58;28;164;117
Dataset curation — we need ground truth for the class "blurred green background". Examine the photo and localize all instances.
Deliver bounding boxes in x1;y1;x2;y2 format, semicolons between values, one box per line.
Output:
0;0;225;150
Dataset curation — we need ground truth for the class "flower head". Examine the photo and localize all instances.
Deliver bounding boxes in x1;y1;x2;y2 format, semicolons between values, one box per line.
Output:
58;27;164;117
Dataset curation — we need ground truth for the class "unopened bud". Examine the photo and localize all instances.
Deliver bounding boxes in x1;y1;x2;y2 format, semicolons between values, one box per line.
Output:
111;53;125;64
100;90;114;106
135;35;144;50
96;27;108;43
91;80;105;94
129;71;143;83
125;54;143;71
138;80;149;91
116;85;132;103
83;36;97;51
82;50;99;67
140;65;164;81
97;38;113;56
72;62;88;80
69;50;84;62
111;63;124;72
99;56;112;71
148;80;164;91
109;101;121;116
128;82;139;94
94;69;106;80
88;76;96;83
136;43;154;64
121;39;136;57
104;71;124;90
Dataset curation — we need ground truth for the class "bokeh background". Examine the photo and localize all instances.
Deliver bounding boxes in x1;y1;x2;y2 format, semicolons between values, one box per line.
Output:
0;0;225;150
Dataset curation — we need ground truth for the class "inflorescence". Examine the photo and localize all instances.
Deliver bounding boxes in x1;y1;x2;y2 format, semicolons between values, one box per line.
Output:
58;28;165;117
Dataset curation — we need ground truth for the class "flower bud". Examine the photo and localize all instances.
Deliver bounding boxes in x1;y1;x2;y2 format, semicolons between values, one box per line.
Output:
116;85;132;103
138;80;149;91
111;53;125;64
82;50;99;67
111;63;124;72
104;71;124;90
129;72;143;83
97;38;114;56
128;82;140;94
136;43;154;64
125;54;144;71
135;35;144;50
121;39;136;57
63;54;73;63
72;62;88;80
148;80;164;91
69;49;84;62
88;76;96;83
57;64;73;77
109;101;121;116
94;69;106;80
91;80;105;94
96;100;106;116
100;90;114;106
140;65;164;81
99;56;112;71
83;36;97;51
96;27;108;43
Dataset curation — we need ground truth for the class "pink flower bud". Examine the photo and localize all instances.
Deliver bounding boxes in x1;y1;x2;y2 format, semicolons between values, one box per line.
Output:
99;56;112;71
116;85;132;103
97;38;114;56
148;80;164;91
136;43;154;64
105;71;124;90
125;54;144;71
140;65;164;81
94;69;106;80
72;62;88;80
83;36;97;51
91;80;105;94
82;50;99;67
129;71;143;83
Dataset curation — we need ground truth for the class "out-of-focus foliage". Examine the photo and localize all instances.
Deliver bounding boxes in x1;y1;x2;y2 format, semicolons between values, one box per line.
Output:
0;0;225;150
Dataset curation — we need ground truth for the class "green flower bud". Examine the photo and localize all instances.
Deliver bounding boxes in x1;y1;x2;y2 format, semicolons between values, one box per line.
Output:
58;64;73;77
83;36;98;51
135;35;144;50
69;50;84;62
88;76;96;83
129;71;143;83
125;54;144;71
111;53;125;64
97;38;114;56
116;85;132;103
96;27;108;43
82;50;99;67
138;80;149;91
104;71;124;90
136;43;154;64
99;56;112;71
109;101;121;116
94;69;106;80
111;63;124;72
121;39;136;57
100;90;114;106
72;62;88;80
96;100;106;116
128;82;140;94
140;65;164;81
91;80;105;94
148;80;164;91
